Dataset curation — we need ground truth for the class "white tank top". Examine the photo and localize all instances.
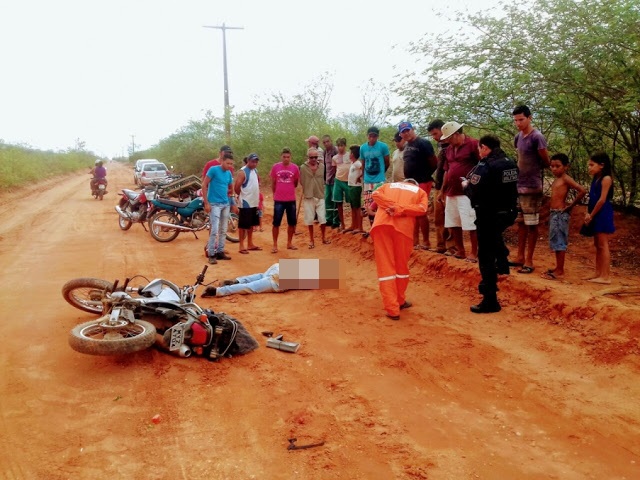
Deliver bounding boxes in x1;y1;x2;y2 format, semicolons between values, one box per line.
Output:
239;166;260;208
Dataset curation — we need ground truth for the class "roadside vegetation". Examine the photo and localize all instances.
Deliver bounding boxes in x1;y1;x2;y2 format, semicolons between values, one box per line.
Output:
0;141;98;192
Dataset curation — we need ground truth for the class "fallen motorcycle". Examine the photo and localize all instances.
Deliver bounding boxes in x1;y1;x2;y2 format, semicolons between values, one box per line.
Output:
61;266;258;358
148;197;239;243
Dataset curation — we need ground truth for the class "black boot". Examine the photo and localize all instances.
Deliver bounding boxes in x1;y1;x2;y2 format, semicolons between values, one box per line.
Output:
470;295;501;314
201;286;217;298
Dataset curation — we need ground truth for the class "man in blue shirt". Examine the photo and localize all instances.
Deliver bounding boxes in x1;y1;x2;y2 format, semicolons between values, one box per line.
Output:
203;155;235;264
360;126;390;232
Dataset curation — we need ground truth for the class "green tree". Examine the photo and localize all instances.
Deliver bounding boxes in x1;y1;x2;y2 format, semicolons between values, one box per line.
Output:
395;0;640;206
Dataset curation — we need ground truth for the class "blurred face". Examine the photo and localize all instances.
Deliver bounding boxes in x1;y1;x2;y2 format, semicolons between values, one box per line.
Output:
429;128;443;142
478;143;490;159
247;159;259;170
322;137;333;149
447;131;464;147
549;159;567;177
337;143;346;154
587;159;603;176
399;129;415;141
513;113;531;132
281;152;291;164
367;133;378;145
307;154;319;167
221;158;234;171
394;138;406;149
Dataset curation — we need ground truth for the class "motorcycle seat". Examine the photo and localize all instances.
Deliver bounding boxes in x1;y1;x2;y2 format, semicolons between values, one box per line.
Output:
155;198;190;208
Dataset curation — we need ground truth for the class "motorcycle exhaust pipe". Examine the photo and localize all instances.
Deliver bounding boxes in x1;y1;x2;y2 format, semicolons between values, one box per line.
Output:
151;220;194;232
155;334;192;358
115;205;132;219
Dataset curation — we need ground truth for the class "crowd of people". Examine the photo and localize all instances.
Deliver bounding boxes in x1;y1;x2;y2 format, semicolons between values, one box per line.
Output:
199;104;616;318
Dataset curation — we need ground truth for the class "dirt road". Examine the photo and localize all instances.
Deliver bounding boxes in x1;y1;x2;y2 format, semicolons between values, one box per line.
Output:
0;163;639;479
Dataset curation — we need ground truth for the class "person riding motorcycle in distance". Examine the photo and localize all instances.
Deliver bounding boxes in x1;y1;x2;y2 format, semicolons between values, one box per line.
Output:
90;159;108;192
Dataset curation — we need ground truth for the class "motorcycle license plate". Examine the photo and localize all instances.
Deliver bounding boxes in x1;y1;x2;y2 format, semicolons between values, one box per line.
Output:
98;184;106;190
168;324;186;351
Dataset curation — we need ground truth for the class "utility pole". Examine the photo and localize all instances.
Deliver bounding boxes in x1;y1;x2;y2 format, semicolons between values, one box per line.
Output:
130;135;136;156
203;23;244;145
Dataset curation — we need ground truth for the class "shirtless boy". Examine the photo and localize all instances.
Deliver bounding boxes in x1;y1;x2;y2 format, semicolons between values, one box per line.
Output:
542;153;586;280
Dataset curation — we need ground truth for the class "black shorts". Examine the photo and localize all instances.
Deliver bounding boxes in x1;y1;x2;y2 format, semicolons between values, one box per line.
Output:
273;201;297;227
238;207;259;229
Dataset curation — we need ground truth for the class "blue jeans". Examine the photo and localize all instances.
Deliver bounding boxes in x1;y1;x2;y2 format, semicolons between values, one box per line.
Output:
207;203;230;257
217;264;282;296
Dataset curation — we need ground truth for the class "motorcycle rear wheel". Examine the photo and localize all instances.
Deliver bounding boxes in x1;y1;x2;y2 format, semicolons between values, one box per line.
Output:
149;211;181;242
226;212;240;243
98;190;104;201
62;278;114;314
118;200;133;231
69;319;156;355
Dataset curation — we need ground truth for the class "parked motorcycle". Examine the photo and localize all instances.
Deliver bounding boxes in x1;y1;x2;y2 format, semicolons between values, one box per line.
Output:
115;181;165;232
148;197;239;243
61;266;258;358
90;178;108;200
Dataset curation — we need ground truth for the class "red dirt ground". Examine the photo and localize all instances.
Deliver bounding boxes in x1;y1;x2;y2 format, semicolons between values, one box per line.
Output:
0;163;638;479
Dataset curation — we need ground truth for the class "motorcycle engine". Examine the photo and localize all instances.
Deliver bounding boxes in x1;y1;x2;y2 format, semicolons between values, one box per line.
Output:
191;211;207;229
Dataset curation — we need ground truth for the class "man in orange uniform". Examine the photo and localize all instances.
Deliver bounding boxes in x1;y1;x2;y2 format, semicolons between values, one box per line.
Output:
370;179;428;320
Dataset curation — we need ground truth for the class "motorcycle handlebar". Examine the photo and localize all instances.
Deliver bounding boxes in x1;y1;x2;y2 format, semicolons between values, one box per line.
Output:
195;265;208;285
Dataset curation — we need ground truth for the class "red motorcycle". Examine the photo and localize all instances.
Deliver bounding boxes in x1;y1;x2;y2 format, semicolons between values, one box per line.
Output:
90;177;108;201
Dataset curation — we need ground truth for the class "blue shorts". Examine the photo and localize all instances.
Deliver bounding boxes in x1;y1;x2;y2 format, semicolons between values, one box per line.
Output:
273;201;296;227
549;209;570;251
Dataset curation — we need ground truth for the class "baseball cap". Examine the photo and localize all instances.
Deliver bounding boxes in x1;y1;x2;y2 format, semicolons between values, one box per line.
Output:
398;121;413;133
367;126;380;136
247;153;259;161
305;135;320;143
220;145;232;153
440;121;464;141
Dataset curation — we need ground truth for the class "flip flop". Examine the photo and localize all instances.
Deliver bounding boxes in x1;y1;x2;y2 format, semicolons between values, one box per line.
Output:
453;254;466;260
517;266;535;274
420;245;431;250
343;228;353;233
322;239;331;245
541;271;557;280
413;245;420;250
465;257;478;263
239;249;249;254
352;230;363;235
248;246;262;251
287;245;298;250
308;244;315;249
271;247;278;254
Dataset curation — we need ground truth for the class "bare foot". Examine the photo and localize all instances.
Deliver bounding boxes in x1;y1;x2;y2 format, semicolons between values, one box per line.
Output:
588;277;611;285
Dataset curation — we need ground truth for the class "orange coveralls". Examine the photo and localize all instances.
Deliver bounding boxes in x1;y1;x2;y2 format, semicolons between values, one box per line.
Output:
370;182;428;317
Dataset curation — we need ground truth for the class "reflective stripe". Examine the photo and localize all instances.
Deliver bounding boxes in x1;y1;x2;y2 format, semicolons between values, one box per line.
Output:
396;274;410;279
378;275;396;282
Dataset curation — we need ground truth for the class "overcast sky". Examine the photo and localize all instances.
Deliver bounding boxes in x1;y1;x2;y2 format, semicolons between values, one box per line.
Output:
0;0;493;157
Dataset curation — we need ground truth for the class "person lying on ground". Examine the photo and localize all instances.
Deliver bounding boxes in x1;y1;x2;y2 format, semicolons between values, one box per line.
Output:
201;263;285;297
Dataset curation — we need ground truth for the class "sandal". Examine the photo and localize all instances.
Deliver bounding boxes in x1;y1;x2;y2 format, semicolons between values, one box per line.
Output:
308;243;315;249
465;257;478;263
287;245;298;250
517;266;535;274
322;239;331;245
271;247;278;254
248;246;263;251
239;249;249;254
541;271;558;280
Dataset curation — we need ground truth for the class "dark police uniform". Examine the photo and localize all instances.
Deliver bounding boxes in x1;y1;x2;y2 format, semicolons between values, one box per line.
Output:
464;148;518;310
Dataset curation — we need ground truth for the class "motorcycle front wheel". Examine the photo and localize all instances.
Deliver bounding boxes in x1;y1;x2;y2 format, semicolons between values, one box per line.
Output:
118;200;133;231
149;211;181;242
69;319;156;355
62;278;114;314
226;212;240;243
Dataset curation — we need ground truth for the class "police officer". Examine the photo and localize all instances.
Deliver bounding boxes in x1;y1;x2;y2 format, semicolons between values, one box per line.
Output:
463;134;518;313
